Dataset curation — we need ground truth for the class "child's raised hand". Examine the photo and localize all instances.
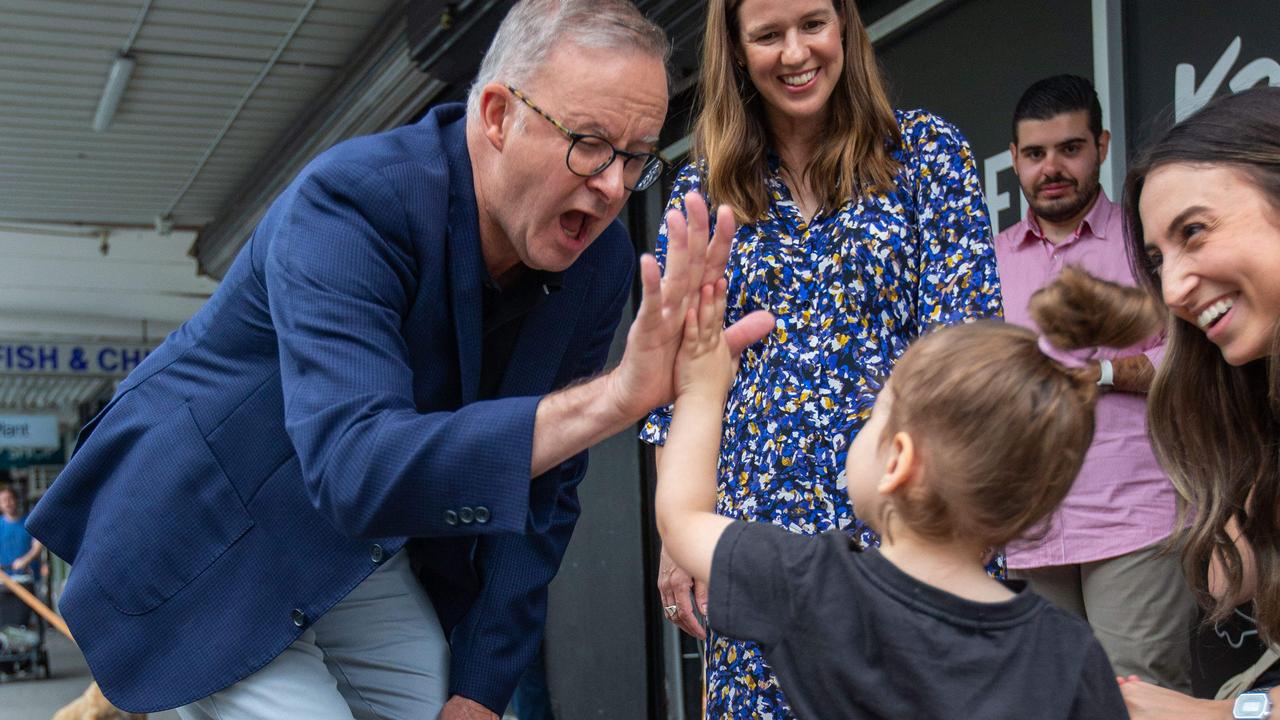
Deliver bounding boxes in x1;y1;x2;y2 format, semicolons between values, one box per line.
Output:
674;277;734;402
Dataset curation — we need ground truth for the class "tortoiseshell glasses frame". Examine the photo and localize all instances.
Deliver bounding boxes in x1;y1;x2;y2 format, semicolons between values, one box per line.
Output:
506;85;666;192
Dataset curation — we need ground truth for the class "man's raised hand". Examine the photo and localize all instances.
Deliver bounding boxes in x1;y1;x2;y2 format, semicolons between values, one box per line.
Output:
607;192;773;419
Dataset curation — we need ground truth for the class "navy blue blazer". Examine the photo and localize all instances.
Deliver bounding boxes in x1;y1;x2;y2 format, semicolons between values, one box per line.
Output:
27;103;635;713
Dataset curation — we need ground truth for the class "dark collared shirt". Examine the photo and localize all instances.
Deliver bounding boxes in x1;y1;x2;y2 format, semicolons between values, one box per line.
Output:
478;269;564;399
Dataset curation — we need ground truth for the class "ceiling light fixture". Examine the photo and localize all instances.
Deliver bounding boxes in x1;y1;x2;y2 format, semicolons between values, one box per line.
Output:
92;54;136;133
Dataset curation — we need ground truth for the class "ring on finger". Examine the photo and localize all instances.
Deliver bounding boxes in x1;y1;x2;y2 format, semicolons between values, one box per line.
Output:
663;604;679;619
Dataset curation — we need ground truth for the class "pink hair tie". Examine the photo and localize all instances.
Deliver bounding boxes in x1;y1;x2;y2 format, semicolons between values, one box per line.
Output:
1037;335;1092;369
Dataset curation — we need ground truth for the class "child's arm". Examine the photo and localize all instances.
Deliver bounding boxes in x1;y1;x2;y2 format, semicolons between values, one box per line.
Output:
655;279;737;584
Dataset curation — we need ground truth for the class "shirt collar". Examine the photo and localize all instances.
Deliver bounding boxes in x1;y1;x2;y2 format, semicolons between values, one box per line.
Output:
1080;191;1115;240
1016;190;1115;248
536;270;565;294
483;267;564;296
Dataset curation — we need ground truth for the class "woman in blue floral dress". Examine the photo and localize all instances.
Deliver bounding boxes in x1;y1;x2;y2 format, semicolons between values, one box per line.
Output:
642;0;1002;717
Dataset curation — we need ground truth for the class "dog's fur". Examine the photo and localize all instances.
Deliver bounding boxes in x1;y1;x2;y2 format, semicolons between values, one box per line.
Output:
51;682;146;720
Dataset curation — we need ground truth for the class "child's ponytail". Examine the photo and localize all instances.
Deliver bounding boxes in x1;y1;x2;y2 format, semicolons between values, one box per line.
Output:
1021;265;1163;423
1028;265;1162;359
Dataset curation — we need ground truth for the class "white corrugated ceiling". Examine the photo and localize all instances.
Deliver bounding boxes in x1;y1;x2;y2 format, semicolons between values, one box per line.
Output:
0;0;405;416
0;0;401;228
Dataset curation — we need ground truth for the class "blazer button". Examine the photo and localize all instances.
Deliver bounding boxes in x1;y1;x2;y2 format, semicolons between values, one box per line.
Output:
474;506;490;524
291;609;308;628
370;544;385;564
444;510;459;526
458;506;475;524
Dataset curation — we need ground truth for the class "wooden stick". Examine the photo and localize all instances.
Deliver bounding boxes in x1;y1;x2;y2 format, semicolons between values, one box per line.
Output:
0;567;72;642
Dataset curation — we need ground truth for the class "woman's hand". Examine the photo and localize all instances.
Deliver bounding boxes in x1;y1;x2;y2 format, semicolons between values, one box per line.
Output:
658;544;708;639
1117;677;1230;720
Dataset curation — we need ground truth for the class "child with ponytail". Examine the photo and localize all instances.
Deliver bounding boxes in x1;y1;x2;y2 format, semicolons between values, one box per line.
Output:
655;267;1153;718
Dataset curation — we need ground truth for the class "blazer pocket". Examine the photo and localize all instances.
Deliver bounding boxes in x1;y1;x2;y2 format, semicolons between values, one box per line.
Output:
83;402;254;615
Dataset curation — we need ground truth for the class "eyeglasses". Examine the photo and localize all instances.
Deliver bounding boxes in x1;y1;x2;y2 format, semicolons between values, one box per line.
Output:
507;85;666;192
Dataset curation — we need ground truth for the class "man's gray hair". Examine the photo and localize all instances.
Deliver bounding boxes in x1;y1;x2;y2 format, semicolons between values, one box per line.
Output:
467;0;670;116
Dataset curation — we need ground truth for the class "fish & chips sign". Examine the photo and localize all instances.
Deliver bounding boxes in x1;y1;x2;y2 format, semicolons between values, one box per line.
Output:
0;341;154;377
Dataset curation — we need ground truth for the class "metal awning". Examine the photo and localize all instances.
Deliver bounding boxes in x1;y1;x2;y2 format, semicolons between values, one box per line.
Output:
0;374;114;412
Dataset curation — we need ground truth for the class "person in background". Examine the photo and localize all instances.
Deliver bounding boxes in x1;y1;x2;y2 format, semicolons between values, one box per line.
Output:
644;0;1001;715
0;484;40;576
994;74;1195;691
1102;86;1280;720
654;270;1141;718
1;483;42;627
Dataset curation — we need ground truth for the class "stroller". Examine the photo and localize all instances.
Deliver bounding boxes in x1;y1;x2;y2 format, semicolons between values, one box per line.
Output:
0;567;52;680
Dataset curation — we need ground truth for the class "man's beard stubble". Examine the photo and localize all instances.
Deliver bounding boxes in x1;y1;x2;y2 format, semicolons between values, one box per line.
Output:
1029;170;1102;224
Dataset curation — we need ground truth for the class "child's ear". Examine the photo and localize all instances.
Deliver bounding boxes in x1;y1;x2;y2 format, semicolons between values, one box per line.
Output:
878;431;916;495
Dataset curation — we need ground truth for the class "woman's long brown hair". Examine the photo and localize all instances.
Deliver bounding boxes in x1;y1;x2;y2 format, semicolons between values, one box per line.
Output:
692;0;901;223
1123;86;1280;643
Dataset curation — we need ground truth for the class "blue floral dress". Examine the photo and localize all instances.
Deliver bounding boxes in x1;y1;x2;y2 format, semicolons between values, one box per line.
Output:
641;110;1003;719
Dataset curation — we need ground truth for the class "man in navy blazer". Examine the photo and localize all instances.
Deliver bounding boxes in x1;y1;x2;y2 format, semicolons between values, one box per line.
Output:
28;1;773;718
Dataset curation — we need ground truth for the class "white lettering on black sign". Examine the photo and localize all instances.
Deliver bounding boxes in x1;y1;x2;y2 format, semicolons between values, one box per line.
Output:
1176;36;1280;121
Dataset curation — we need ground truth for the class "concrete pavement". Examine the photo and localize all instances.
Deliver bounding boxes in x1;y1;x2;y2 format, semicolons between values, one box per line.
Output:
0;630;180;720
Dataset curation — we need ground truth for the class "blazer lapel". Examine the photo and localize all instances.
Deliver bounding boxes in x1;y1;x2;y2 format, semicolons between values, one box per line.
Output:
445;178;484;407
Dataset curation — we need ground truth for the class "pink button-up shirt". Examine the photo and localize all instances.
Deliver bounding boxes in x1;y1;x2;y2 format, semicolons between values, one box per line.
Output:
995;192;1177;567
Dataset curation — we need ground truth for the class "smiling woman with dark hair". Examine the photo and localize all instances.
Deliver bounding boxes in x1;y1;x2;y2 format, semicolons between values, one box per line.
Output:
1110;86;1280;720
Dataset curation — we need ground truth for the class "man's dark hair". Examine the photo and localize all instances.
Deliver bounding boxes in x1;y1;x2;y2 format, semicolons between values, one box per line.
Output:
1012;74;1103;144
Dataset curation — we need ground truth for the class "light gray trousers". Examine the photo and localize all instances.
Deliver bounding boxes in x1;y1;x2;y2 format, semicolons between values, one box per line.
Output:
177;551;449;720
1011;540;1196;692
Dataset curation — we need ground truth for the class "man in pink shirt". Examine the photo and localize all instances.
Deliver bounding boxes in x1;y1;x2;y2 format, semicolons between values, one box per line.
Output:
995;75;1195;691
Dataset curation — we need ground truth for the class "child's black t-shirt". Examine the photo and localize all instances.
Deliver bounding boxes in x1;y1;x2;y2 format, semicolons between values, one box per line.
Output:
708;521;1129;719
